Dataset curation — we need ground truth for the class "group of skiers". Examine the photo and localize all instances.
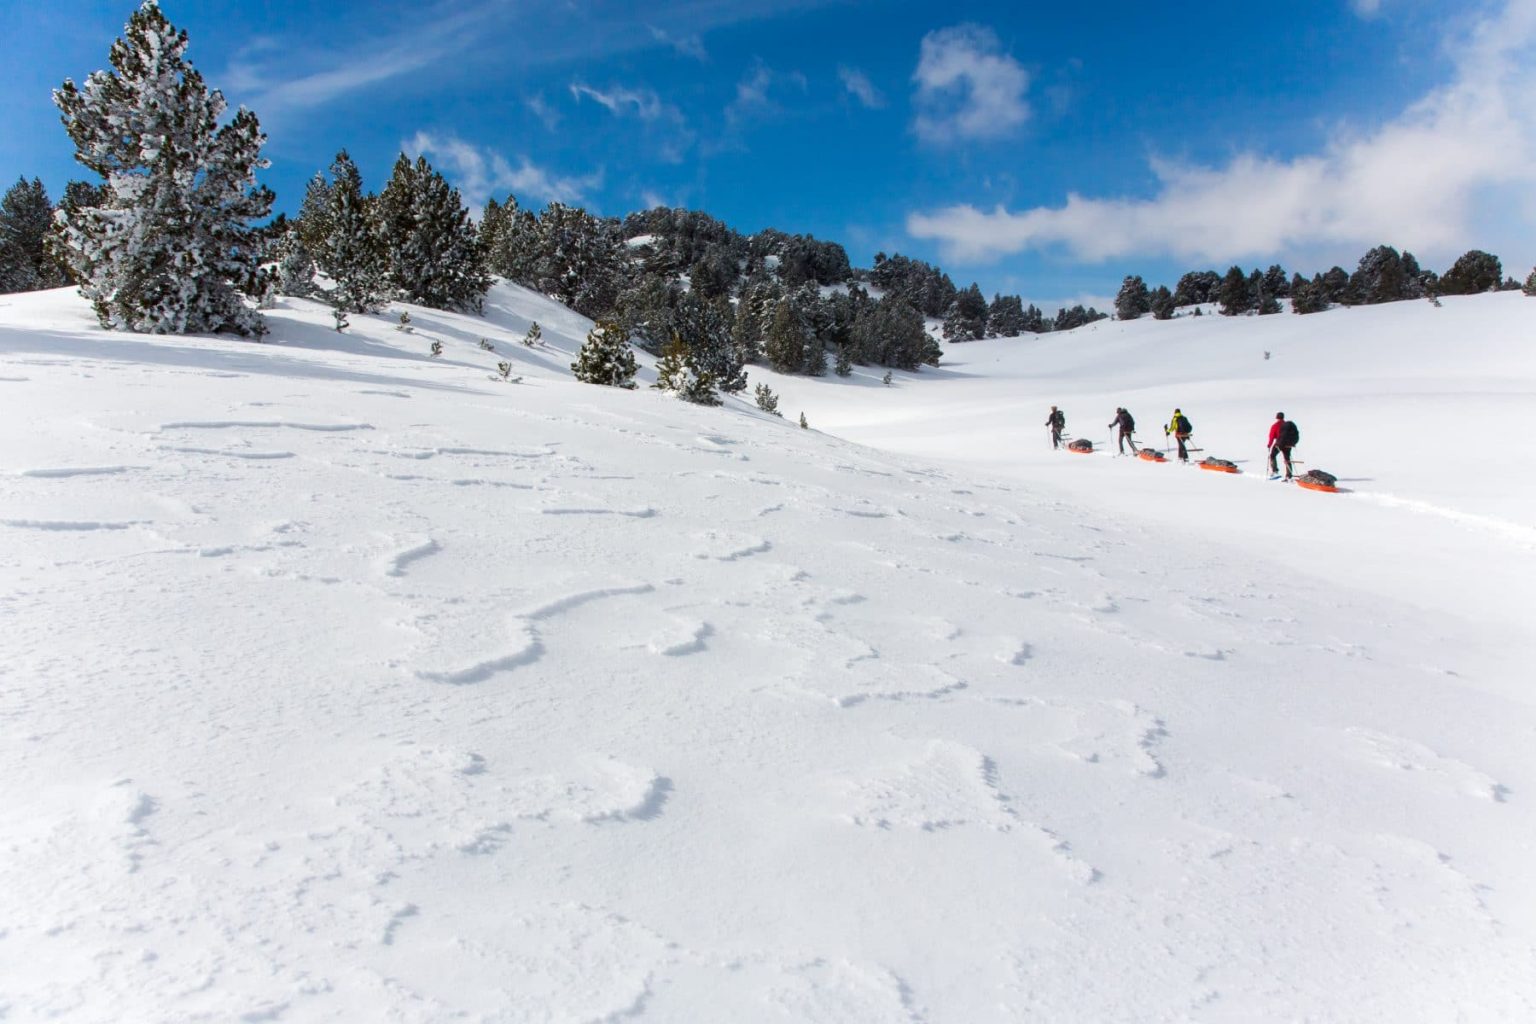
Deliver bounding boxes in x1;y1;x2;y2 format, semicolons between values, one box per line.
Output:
1044;406;1302;480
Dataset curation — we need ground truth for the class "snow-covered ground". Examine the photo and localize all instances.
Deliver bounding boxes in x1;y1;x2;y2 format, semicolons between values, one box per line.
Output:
1;284;1533;1022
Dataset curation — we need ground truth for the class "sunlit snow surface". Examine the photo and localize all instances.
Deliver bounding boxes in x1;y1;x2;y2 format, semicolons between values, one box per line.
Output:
1;284;1533;1022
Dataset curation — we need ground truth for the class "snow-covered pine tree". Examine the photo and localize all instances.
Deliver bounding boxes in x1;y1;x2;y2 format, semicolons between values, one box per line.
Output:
1217;266;1253;316
377;153;490;311
985;294;1027;336
532;202;623;318
1114;275;1152;320
1263;264;1291;299
652;332;721;405
941;282;988;340
851;298;939;370
1439;250;1503;295
0;178;68;293
732;278;779;365
295;172;333;259
753;382;782;416
482;196;540;286
314;150;390;314
764;298;806;373
1150;285;1175;320
1349;245;1408;305
53;0;274;335
1319;266;1351;305
1020;303;1047;333
274;228;316;297
673;290;745;392
834;343;853;376
616;274;679;354
1253;269;1281;315
523;321;542;347
1523;269;1536;297
572;319;638;389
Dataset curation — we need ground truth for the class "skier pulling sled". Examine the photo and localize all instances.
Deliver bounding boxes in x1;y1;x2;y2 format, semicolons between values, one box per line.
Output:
1045;406;1067;449
1107;408;1138;454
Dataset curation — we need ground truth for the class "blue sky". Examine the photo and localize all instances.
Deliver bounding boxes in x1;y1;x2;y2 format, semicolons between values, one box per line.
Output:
5;0;1534;308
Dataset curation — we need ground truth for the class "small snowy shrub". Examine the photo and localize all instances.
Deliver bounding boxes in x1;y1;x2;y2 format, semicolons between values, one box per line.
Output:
572;320;638;389
754;382;782;416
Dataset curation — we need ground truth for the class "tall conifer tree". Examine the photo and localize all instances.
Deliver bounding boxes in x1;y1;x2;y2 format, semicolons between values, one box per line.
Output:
53;0;273;335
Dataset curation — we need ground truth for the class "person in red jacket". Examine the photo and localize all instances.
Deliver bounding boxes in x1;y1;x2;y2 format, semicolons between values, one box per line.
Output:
1267;412;1299;479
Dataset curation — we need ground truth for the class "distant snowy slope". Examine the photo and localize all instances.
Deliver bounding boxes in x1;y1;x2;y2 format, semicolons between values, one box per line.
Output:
767;292;1536;638
1;286;1533;1022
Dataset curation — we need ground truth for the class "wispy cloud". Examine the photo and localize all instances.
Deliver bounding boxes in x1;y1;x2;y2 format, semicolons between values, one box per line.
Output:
907;0;1536;269
570;82;672;121
727;62;808;123
525;92;562;131
405;131;602;211
220;0;837;117
838;66;886;109
223;2;503;117
911;24;1030;144
649;25;708;60
1351;0;1385;17
569;81;695;162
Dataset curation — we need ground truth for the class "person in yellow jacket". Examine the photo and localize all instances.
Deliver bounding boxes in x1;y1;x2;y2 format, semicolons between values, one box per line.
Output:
1165;408;1193;461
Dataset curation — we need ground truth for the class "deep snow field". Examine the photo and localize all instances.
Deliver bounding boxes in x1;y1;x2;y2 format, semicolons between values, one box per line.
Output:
1;283;1533;1022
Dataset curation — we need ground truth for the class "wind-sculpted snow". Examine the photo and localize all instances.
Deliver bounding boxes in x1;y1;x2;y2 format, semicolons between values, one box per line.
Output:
0;285;1534;1021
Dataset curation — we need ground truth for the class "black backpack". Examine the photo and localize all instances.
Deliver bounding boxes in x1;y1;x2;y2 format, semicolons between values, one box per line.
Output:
1053;410;1066;429
1122;411;1136;432
1280;420;1300;446
1175;414;1192;434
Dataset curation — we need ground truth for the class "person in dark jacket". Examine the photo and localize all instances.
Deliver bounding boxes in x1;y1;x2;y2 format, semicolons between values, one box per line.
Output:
1107;408;1138;454
1267;411;1298;479
1166;408;1192;461
1045;406;1066;449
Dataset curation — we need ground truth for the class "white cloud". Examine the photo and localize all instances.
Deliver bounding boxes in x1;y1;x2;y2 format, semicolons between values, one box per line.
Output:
911;24;1030;143
1351;0;1384;16
568;81;695;163
404;132;602;211
649;25;708;60
907;0;1536;268
839;66;886;109
525;92;562;131
220;0;835;118
570;82;670;121
725;62;809;123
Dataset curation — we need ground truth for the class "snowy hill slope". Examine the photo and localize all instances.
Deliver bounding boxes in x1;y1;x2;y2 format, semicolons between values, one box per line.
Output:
769;293;1536;640
1;286;1533;1022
